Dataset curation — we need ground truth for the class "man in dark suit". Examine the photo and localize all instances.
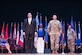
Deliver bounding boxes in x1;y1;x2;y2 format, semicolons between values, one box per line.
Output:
24;13;37;53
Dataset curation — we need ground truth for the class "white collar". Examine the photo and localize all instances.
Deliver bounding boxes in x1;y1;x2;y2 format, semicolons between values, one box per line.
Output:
28;18;32;19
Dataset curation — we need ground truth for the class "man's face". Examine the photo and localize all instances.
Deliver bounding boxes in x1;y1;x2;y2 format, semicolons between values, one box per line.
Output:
27;13;32;18
52;15;57;20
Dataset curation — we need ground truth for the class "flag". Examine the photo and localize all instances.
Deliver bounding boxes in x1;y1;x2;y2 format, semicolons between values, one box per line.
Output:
9;22;13;38
35;12;39;31
4;23;9;40
71;16;75;29
76;22;81;48
34;12;39;48
1;22;5;38
16;22;20;45
18;22;24;47
13;22;16;40
45;16;48;43
75;22;77;46
61;21;66;53
62;22;66;45
40;14;42;24
59;20;66;45
59;19;63;44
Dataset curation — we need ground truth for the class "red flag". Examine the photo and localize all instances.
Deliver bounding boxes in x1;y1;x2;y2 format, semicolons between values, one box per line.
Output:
13;23;16;40
1;22;5;38
16;23;20;45
4;23;9;40
18;22;24;47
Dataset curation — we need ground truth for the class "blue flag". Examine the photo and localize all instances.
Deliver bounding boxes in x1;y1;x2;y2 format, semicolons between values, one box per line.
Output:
59;20;63;44
62;22;66;45
45;16;48;43
35;12;39;31
40;15;42;24
71;16;75;29
9;22;13;38
76;22;81;47
59;20;66;45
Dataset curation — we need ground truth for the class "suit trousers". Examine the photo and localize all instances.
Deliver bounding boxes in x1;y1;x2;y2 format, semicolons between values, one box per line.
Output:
25;34;34;53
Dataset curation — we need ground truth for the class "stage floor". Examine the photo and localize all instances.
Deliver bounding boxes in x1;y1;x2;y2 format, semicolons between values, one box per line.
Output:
0;53;82;55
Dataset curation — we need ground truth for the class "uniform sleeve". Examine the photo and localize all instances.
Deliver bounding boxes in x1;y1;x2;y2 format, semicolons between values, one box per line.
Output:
72;29;76;38
67;29;69;37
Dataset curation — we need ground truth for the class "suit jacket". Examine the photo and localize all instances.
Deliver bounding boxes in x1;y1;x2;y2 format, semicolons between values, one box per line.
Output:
24;18;37;35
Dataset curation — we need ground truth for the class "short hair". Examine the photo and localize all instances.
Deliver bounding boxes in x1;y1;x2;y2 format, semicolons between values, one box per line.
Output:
52;13;57;16
52;13;57;18
26;11;33;15
27;12;32;15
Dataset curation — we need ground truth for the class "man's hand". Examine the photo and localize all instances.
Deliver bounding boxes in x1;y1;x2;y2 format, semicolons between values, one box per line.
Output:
35;32;38;37
23;32;25;35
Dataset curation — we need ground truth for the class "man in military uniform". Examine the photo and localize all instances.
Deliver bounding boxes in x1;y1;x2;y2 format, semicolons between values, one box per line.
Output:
67;25;76;53
48;14;62;54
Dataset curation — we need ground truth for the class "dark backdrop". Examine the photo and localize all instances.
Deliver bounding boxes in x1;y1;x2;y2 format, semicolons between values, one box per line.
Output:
0;0;82;35
0;0;82;21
